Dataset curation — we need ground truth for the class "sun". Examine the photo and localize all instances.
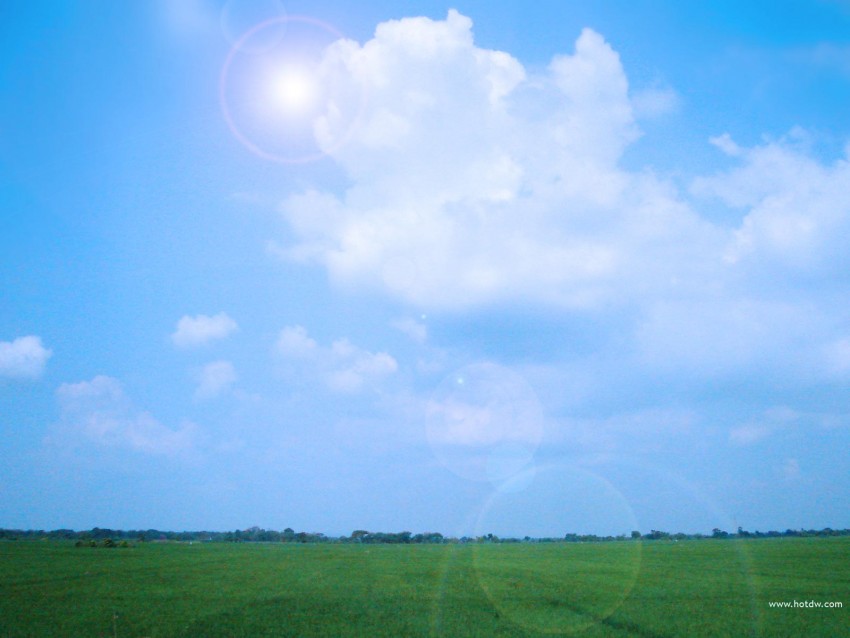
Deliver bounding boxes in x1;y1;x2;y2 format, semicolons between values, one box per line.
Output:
268;67;318;116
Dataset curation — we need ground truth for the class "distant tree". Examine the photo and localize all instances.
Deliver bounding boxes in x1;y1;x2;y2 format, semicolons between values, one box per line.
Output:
350;530;369;543
631;531;641;540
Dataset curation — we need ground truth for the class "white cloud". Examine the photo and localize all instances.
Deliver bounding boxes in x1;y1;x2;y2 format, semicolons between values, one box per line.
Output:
0;336;52;379
273;11;850;388
694;132;850;275
56;376;198;455
634;298;823;377
195;360;237;400
275;325;397;393
424;362;545;482
327;339;398;392
171;312;238;348
391;317;427;343
279;11;717;310
275;325;317;357
729;424;771;446
549;408;695;454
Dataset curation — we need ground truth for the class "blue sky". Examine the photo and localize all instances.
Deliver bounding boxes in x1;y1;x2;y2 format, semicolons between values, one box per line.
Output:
2;0;850;538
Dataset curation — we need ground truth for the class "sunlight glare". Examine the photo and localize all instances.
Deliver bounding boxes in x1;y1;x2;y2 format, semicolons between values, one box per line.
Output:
269;68;318;116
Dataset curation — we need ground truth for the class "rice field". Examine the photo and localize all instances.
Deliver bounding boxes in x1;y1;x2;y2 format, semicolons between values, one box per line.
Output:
0;536;847;637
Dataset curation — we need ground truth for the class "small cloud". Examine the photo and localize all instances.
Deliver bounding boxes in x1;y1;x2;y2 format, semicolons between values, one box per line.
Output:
729;424;771;446
327;339;398;392
55;376;198;456
172;313;238;348
709;133;742;157
275;325;397;393
391;317;428;343
275;325;318;358
195;360;237;400
0;336;52;379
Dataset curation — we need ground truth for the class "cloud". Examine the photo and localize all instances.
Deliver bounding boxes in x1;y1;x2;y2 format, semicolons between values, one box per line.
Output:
634;297;824;378
279;11;717;309
729;424;771;446
195;360;237;400
55;376;198;456
695;131;850;277
275;325;317;358
729;406;802;446
275;325;397;393
171;312;238;348
272;11;850;392
0;336;52;379
391;317;428;343
424;362;545;482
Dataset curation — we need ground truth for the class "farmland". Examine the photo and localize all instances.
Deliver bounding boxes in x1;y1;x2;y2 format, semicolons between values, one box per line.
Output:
0;537;847;637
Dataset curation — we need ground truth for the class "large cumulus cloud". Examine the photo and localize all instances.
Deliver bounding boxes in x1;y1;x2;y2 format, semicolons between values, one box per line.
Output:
276;10;850;393
281;11;719;309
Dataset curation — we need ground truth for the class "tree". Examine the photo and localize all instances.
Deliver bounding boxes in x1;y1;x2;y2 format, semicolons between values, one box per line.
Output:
350;530;369;543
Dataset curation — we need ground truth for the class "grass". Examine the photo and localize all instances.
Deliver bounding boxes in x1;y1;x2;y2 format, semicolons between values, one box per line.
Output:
0;537;847;637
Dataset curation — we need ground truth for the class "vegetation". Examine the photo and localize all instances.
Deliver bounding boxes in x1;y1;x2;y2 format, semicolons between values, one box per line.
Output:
0;536;847;636
2;525;848;544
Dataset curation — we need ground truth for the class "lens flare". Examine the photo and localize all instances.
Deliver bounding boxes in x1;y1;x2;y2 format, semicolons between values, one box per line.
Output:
220;0;287;52
219;15;365;164
471;464;643;635
268;67;317;115
426;363;544;484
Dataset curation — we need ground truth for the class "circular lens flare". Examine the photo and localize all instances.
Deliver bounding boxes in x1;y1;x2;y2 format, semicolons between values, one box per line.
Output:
220;0;288;52
219;15;365;164
471;464;643;635
426;363;544;484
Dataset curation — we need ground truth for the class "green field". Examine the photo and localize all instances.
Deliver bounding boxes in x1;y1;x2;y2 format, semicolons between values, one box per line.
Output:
1;537;847;637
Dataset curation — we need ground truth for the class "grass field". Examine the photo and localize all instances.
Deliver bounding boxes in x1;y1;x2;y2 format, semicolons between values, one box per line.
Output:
0;537;847;637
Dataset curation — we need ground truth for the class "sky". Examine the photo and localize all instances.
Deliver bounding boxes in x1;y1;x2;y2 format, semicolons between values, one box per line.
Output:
2;0;850;538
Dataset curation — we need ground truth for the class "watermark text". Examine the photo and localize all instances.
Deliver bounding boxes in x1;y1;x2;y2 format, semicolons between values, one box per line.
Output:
768;600;843;609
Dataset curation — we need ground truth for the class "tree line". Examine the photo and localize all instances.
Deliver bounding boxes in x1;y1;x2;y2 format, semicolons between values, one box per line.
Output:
1;525;848;544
